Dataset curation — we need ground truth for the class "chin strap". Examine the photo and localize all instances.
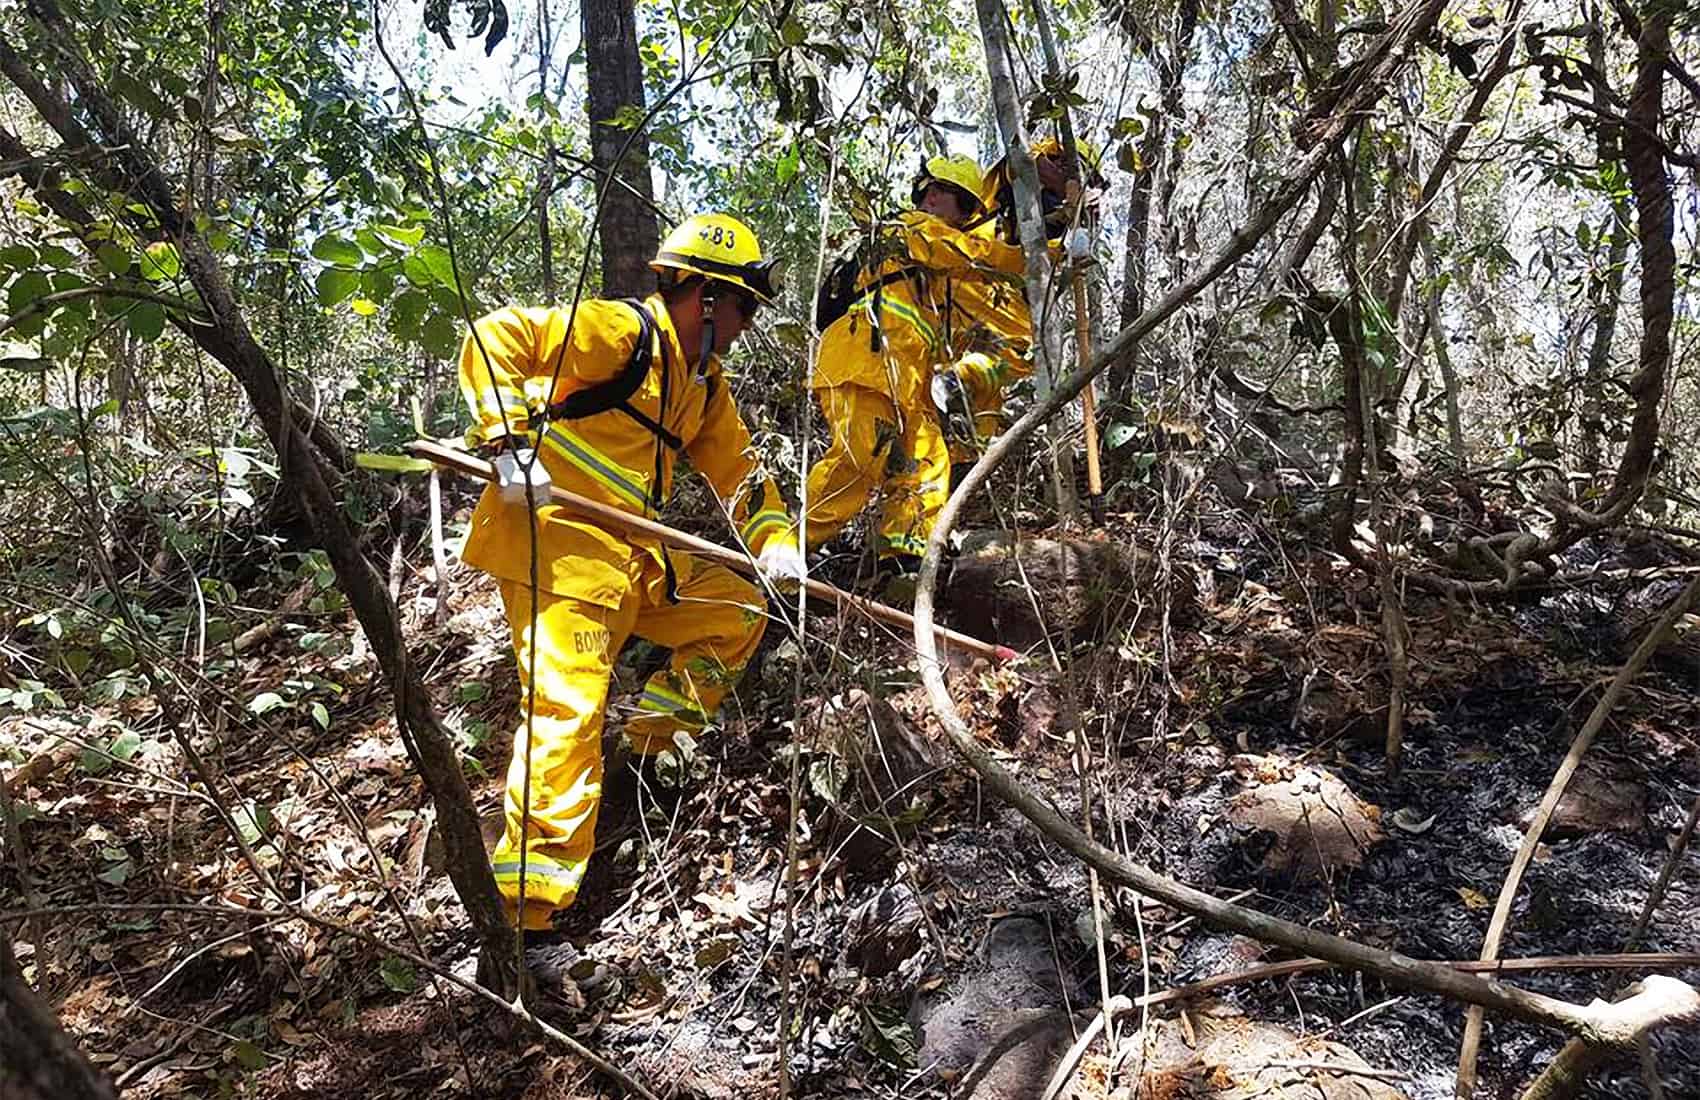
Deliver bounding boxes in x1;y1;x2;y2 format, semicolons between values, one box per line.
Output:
697;290;718;375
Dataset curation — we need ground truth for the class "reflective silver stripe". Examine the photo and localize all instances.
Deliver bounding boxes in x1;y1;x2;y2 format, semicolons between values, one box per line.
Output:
491;858;584;882
541;426;651;511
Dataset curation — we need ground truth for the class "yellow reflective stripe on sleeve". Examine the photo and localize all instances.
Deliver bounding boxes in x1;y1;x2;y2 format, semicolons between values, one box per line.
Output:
740;509;788;546
638;683;706;724
541;425;652;512
867;294;938;350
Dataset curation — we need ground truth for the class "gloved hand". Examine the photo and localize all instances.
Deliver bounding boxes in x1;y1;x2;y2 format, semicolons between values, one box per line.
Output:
930;369;975;445
494;448;551;508
757;540;807;590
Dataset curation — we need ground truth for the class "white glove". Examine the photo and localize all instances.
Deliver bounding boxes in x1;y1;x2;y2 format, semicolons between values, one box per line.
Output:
494;448;551;507
757;540;807;589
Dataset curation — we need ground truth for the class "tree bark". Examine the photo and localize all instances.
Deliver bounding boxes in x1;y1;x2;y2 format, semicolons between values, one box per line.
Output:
0;931;116;1100
582;0;659;296
973;0;1076;519
1579;20;1631;479
1114;0;1199;342
3;5;519;997
1421;230;1466;463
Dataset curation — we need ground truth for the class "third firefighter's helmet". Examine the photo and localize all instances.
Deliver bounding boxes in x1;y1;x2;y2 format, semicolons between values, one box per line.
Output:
651;213;780;303
911;154;986;215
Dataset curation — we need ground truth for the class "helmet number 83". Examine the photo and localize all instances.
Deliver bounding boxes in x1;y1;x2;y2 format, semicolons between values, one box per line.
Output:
700;225;735;249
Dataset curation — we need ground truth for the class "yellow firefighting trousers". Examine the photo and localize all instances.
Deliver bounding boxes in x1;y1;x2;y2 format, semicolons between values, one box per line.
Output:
803;383;950;560
492;551;765;930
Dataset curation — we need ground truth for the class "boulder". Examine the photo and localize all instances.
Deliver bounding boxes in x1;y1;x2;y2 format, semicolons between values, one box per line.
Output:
1223;755;1386;882
944;531;1184;650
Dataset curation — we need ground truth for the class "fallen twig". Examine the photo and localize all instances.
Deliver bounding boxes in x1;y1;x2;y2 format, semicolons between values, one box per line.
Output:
1516;979;1700;1100
1131;953;1700;1009
1267;1058;1409;1082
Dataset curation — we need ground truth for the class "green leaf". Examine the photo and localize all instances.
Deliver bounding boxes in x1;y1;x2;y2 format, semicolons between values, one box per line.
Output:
248;691;286;715
234;799;273;847
0;245;36;270
230;1039;268;1071
80;745;113;775
97;858;133;885
95;244;131;276
373;223;426;249
379;956;417;993
7;271;51;311
315;269;360;308
311;234;364;267
1105;423;1138;449
400;253;437;288
126;302;166;342
858;1003;917;1067
456;681;488;703
109;730;142;762
354;451;434;473
421;312;458;357
310;702;330;730
391;290;429;339
140;242;180;281
350;297;379;317
416;244;460;291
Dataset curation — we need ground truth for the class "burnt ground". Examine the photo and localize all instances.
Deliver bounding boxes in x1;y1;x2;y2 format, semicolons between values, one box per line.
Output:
3;513;1698;1100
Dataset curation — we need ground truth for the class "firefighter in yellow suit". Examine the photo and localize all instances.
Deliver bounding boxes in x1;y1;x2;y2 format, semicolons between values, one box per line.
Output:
803;155;1025;581
936;136;1106;463
458;214;805;932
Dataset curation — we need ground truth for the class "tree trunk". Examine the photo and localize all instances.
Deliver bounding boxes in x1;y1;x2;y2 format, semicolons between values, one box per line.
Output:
0;931;116;1100
1110;0;1199;402
582;0;658;296
1579;19;1630;478
973;0;1076;519
1420;230;1466;463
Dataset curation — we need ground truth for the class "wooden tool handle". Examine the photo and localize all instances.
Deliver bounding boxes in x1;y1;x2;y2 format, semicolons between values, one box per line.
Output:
406;439;1017;664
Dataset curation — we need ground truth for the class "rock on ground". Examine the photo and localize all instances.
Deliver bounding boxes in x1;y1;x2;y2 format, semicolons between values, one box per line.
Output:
1222;754;1386;881
944;531;1188;650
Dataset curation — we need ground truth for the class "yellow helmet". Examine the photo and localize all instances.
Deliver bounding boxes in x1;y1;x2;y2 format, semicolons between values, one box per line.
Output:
651;213;779;303
911;154;986;216
1031;135;1104;178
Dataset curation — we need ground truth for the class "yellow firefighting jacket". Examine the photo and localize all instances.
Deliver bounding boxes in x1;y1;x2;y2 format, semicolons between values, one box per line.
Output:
457;294;795;604
811;211;1025;409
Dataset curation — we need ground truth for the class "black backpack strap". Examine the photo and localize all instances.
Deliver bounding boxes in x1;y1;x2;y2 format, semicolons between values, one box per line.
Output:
546;298;657;421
